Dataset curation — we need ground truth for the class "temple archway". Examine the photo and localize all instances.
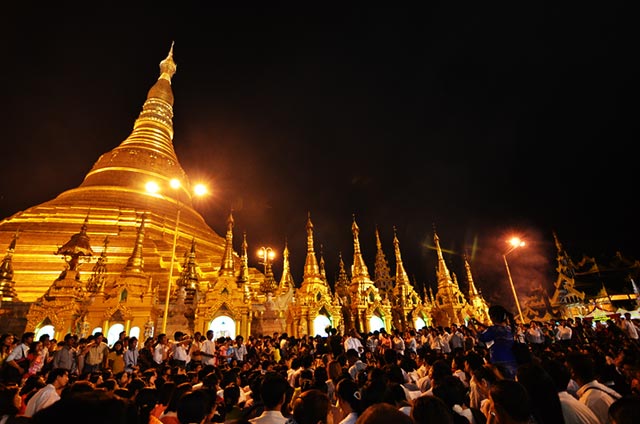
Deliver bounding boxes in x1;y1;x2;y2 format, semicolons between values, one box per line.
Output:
209;315;236;339
313;315;331;337
369;315;385;333
35;324;54;341
107;323;124;347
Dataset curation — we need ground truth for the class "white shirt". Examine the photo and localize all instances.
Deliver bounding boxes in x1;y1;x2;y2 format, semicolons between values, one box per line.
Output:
344;337;363;353
576;380;621;424
24;384;60;417
201;339;217;366
338;412;358;424
558;391;600;424
249;410;288;424
621;319;639;340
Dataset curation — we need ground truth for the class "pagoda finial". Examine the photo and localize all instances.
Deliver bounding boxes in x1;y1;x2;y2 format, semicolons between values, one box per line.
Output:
159;42;177;83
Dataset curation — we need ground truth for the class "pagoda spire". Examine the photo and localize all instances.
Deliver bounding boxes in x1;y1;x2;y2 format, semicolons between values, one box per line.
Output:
123;214;146;274
351;215;371;280
433;227;453;285
176;238;200;306
335;252;350;299
55;214;94;272
279;239;295;291
237;231;250;285
0;231;19;301
219;211;235;277
464;255;479;297
319;244;327;282
373;226;393;297
393;227;410;287
78;43;192;205
86;236;109;294
302;212;322;281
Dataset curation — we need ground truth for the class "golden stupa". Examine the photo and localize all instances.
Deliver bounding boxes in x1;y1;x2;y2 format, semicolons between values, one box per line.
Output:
0;45;236;317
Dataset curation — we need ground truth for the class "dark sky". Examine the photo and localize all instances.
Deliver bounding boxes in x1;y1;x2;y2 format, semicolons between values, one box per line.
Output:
0;5;634;307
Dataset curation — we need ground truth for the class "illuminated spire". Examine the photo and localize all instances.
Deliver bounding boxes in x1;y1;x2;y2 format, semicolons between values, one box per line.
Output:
87;236;109;294
219;211;235;277
176;238;200;306
373;226;393;296
79;43;190;205
279;239;296;291
123;214;146;274
302;212;322;281
0;231;19;301
351;215;370;280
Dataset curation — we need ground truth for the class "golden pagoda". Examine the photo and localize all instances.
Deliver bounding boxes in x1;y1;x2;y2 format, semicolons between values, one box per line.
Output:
346;216;391;333
462;254;490;325
0;45;266;340
389;227;432;330
289;213;342;337
431;229;468;326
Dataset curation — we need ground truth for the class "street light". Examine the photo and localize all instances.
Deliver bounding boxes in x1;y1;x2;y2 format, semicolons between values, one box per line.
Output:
258;247;276;295
503;237;525;324
147;178;208;334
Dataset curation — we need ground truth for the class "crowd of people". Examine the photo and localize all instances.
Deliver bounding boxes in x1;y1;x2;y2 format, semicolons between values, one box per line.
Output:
0;305;639;424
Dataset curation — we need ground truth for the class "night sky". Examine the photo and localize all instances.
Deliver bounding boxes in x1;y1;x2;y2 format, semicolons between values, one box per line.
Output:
0;5;634;308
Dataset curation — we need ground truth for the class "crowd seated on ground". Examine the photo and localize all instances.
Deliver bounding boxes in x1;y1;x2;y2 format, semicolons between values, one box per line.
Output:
0;309;639;424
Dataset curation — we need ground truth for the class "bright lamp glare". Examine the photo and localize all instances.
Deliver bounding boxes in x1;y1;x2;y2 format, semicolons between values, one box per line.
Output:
193;184;208;196
509;237;525;248
170;178;181;189
145;181;160;194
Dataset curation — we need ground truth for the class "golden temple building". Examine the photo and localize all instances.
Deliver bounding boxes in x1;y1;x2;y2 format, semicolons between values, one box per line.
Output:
0;45;496;342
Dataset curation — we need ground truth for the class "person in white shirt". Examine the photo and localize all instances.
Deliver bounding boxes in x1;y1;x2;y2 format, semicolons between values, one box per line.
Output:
249;372;289;424
335;378;362;424
123;336;139;374
555;320;573;344
343;329;363;354
544;358;600;424
153;333;170;366
566;351;622;424
200;330;217;367
24;367;69;417
621;313;639;342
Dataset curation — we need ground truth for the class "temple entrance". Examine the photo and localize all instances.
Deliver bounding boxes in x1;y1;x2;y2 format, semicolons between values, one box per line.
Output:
369;315;385;333
313;315;331;337
107;323;124;347
35;325;54;341
414;317;426;330
209;315;236;340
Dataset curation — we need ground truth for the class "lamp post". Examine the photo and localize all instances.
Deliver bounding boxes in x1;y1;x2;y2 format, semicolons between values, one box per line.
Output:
147;179;208;334
503;237;525;324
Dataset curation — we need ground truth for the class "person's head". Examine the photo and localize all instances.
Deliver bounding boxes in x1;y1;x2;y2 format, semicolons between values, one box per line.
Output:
21;332;35;344
541;358;572;393
336;377;362;415
345;349;360;365
355;402;414;424
565;351;597;385
327;359;343;381
47;368;70;388
488;380;532;424
432;375;467;410
488;305;509;324
291;389;330;424
609;394;640;424
177;389;213;424
411;395;453;424
516;363;564;424
0;384;22;416
260;371;289;410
